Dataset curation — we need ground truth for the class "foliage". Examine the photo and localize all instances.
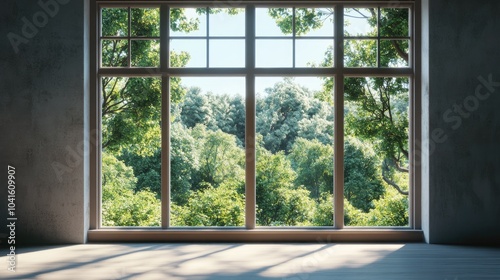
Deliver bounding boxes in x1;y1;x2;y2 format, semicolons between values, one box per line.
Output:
101;7;411;228
345;188;408;226
256;78;334;153
289;138;333;200
344;139;385;212
268;8;334;36
312;193;334;226
171;183;245;226
101;153;161;226
191;125;245;189
256;144;315;226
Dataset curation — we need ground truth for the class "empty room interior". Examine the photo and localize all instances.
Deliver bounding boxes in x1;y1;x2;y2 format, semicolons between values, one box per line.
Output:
1;0;499;279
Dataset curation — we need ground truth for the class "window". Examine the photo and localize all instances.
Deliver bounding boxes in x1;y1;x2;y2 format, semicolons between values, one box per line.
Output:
90;1;421;241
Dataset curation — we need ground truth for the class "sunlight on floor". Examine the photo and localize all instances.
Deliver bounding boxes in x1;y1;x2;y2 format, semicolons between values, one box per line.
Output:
0;244;408;279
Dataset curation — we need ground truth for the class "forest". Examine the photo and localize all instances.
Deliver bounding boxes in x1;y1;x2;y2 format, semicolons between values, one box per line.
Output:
100;6;411;227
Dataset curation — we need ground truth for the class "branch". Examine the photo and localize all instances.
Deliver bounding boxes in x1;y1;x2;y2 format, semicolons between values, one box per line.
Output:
382;159;408;196
382;172;408;196
391;40;409;63
391;157;409;173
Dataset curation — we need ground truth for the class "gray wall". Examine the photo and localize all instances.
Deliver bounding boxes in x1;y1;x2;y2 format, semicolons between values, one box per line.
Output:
422;0;500;244
1;0;500;245
0;0;89;244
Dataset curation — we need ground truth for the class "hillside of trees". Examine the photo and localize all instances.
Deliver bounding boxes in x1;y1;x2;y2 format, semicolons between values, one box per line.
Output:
100;7;410;227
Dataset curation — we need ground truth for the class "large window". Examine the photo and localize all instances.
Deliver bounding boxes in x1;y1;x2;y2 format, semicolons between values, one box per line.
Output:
91;1;420;239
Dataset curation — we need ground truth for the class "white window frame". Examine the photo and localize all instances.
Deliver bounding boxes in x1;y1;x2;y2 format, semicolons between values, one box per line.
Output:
88;0;422;242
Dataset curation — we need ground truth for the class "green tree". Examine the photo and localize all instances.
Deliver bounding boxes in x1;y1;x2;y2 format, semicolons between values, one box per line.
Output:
180;88;246;146
344;139;385;212
191;125;245;190
344;188;408;227
257;78;334;153
289;138;333;200
101;153;160;226
312;193;334;226
256;143;315;226
171;183;245;226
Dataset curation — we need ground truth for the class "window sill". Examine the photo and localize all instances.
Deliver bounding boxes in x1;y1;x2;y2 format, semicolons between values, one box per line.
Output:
88;228;423;242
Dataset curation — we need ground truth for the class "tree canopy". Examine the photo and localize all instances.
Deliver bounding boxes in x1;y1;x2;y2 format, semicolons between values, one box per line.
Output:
101;6;411;227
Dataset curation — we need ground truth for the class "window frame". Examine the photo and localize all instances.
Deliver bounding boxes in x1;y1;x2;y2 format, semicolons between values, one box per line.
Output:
89;0;422;242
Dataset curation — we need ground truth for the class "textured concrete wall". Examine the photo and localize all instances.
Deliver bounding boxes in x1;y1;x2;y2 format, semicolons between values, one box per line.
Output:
424;0;500;244
0;0;88;244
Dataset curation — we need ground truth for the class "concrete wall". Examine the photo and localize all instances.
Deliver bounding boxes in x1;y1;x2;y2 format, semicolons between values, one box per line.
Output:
423;0;500;245
0;0;88;244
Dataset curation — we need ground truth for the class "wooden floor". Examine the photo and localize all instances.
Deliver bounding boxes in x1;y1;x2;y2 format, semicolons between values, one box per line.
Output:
1;243;499;279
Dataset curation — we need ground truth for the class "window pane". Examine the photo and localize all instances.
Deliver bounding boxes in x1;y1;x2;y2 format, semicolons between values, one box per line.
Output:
344;8;377;37
256;77;334;226
380;8;409;37
209;8;245;36
101;40;128;67
344;39;377;67
296;39;334;67
131;8;160;37
102;8;128;37
170;77;246;227
170;8;207;37
170;39;206;67
131;40;160;67
343;77;409;227
256;8;293;37
295;8;334;37
380;40;409;67
256;39;293;67
101;77;162;227
209;40;245;67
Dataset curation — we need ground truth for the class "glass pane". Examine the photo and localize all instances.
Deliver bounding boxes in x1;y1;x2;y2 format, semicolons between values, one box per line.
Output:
209;8;245;36
295;8;334;37
380;8;409;37
256;77;334;226
380;40;409;67
170;8;207;37
344;8;377;37
209;40;245;67
131;8;160;37
170;77;246;227
102;8;128;37
256;39;293;67
170;39;206;67
344;39;377;67
102;40;128;67
101;77;162;227
343;77;409;227
256;8;293;37
131;40;160;67
296;39;334;67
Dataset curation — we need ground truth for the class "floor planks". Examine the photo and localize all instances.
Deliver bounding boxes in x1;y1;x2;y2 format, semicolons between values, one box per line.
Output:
1;243;499;279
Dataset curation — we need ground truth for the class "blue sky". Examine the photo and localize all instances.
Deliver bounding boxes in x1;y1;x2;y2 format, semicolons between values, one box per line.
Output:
170;8;337;96
170;8;376;95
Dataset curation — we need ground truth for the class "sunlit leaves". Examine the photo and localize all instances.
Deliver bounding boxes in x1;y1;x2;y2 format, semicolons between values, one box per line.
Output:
102;8;128;37
171;184;245;226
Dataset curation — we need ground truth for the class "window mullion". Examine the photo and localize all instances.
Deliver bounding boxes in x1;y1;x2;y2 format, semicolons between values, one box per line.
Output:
160;4;170;228
245;4;256;229
128;7;132;68
334;4;345;229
